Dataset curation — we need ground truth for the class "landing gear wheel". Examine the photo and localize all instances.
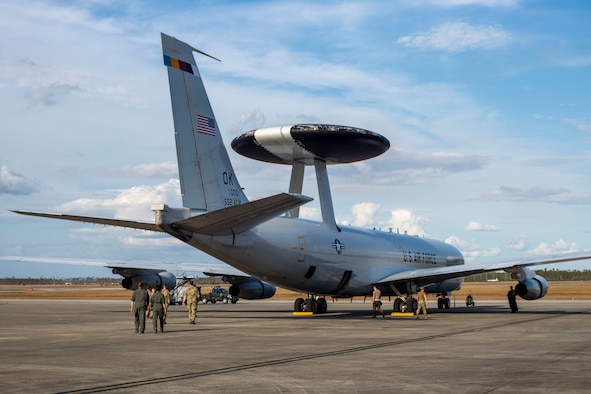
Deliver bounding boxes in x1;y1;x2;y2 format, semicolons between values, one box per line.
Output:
294;297;305;312
318;298;328;313
438;297;451;309
306;298;318;313
408;298;418;313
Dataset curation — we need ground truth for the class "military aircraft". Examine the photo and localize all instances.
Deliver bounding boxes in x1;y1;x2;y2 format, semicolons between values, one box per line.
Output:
12;33;591;314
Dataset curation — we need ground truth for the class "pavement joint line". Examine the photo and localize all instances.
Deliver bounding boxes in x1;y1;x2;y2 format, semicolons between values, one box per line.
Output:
54;309;589;394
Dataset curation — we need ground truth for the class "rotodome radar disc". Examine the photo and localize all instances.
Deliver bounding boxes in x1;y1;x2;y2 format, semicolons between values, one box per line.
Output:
231;124;390;165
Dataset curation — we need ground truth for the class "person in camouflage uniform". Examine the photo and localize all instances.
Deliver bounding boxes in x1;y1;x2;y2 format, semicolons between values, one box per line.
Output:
182;280;199;324
161;284;170;324
145;287;154;319
130;281;149;333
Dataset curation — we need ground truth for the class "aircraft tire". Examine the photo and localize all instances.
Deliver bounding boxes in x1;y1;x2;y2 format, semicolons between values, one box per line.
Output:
307;298;318;314
318;298;328;314
294;297;305;312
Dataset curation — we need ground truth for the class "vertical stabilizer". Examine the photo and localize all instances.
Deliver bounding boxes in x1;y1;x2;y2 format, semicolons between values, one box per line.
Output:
161;33;248;212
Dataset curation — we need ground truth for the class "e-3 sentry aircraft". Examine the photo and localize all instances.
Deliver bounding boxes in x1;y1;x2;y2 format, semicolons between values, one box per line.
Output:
13;33;591;314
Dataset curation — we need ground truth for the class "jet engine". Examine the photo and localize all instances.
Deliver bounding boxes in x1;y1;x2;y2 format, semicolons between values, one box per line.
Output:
515;275;549;300
120;271;177;291
228;278;276;299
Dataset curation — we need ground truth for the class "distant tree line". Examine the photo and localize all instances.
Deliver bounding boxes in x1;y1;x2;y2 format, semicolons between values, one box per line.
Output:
0;277;121;285
1;269;590;285
465;269;591;282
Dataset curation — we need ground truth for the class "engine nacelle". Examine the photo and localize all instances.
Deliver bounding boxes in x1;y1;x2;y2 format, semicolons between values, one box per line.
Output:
515;275;549;300
229;280;276;300
121;271;176;291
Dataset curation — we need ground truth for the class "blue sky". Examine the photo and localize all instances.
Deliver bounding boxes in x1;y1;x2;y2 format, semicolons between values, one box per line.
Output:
1;0;590;278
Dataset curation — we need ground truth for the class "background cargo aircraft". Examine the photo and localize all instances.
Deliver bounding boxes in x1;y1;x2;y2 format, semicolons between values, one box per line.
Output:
12;33;591;314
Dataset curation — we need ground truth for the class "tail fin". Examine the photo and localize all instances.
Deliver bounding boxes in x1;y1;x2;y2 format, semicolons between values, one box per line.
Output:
161;33;248;212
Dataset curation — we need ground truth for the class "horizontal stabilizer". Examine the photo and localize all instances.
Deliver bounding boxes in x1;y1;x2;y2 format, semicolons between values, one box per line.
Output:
11;210;164;232
171;193;313;235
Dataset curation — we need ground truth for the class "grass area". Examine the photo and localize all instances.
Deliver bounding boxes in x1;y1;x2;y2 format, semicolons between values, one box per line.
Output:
1;281;590;300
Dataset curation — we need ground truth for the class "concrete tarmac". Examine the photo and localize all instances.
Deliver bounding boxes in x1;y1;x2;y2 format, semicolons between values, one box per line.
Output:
0;298;589;393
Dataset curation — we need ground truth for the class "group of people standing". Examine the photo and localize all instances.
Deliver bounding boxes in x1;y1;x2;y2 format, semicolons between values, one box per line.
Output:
130;282;169;334
130;280;202;333
133;282;520;329
372;285;430;319
371;285;519;318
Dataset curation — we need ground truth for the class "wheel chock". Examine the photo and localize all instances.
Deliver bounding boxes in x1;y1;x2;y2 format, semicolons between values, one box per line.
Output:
293;312;314;316
391;312;415;317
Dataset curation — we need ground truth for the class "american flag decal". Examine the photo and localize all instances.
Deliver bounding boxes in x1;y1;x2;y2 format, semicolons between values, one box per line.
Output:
197;115;216;136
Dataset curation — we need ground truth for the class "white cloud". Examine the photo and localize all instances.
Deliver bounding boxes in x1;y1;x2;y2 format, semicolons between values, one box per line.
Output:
507;236;527;251
299;206;320;221
120;162;178;178
445;235;479;251
1;1;590;275
391;149;489;173
350;202;381;227
386;209;427;236
398;21;511;53
26;83;80;106
564;118;591;134
527;239;581;256
467;185;591;205
329;148;490;191
445;234;501;262
0;164;38;195
465;220;499;231
67;227;183;250
239;109;267;132
57;179;181;221
410;0;521;7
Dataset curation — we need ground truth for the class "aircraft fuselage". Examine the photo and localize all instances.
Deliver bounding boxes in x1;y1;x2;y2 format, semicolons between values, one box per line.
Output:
184;216;465;297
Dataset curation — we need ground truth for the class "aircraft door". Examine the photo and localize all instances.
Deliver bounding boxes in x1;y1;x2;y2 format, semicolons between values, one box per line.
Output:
297;236;306;262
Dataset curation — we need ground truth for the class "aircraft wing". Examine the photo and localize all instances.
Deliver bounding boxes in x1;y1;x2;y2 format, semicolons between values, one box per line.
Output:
375;251;591;287
0;256;245;277
170;192;313;235
12;192;312;236
11;211;163;232
1;255;277;298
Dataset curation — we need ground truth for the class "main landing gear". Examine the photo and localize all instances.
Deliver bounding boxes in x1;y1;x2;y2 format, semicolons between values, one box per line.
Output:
294;296;328;314
392;296;417;313
437;294;451;309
